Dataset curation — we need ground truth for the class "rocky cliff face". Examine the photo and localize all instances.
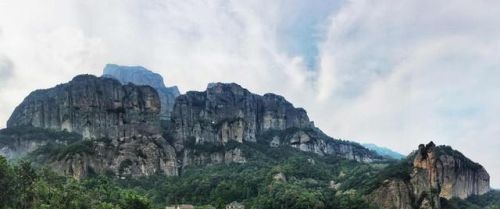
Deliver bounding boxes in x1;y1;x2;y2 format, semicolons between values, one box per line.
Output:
7;74;161;139
6;75;177;178
170;83;380;166
103;64;180;120
370;142;490;209
3;76;380;178
413;142;490;200
44;135;177;179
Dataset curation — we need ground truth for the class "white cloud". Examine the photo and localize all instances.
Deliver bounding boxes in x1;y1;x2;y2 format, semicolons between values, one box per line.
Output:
0;0;499;187
314;0;500;187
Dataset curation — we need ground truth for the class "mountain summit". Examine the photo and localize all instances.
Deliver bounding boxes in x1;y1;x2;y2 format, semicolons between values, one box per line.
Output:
103;64;180;120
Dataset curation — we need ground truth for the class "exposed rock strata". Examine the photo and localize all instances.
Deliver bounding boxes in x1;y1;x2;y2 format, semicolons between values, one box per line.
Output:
370;142;490;209
170;83;380;164
5;75;177;178
7;74;161;140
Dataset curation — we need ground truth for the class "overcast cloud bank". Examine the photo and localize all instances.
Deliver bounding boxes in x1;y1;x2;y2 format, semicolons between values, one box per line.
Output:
0;0;498;187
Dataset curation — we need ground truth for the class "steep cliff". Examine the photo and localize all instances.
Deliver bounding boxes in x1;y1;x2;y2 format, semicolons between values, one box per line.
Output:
103;64;180;120
7;74;161;139
5;75;177;178
169;82;380;166
369;142;490;209
413;143;490;200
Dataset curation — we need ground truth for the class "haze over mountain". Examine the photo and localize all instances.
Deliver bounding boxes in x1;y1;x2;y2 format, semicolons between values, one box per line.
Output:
362;143;405;160
0;0;499;189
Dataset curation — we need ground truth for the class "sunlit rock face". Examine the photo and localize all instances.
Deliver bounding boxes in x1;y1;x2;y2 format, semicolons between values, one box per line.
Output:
413;142;490;200
103;64;180;120
6;74;178;178
369;142;490;209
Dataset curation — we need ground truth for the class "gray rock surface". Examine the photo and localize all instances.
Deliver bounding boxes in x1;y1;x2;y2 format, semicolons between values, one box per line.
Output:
412;142;490;200
7;74;161;140
103;64;180;120
170;82;380;164
6;74;177;178
370;142;491;209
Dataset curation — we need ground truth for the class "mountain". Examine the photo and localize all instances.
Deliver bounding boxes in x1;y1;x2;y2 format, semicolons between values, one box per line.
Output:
0;67;494;209
3;73;381;179
369;142;490;209
103;64;180;120
170;82;381;168
6;74;177;178
363;143;405;159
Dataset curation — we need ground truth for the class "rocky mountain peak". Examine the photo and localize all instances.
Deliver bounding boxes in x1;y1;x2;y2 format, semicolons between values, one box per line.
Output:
5;74;178;178
7;74;162;139
103;64;166;89
205;82;251;97
370;141;490;209
103;64;180;120
171;82;380;165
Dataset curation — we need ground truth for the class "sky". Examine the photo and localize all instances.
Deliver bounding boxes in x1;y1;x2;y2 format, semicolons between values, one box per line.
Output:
0;0;499;187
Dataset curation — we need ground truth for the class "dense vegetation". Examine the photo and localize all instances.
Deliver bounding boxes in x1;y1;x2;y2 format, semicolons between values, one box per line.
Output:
442;191;500;209
0;126;81;146
55;138;380;209
435;145;483;170
1;127;498;209
0;155;155;209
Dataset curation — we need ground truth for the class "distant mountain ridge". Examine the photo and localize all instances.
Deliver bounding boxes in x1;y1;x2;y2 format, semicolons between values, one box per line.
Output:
103;64;180;120
363;143;405;159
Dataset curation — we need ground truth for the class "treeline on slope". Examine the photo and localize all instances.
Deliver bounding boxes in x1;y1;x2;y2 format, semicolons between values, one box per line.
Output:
115;139;386;209
0;126;81;145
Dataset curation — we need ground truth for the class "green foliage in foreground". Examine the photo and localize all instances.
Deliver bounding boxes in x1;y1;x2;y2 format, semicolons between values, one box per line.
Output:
0;140;381;209
0;156;155;209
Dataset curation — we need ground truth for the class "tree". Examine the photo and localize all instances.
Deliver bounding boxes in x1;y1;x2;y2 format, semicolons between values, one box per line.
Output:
0;156;15;207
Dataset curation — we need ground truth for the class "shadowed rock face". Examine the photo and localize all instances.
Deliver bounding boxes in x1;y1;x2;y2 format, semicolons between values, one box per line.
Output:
370;142;490;209
170;82;380;165
103;64;180;120
7;74;161;139
6;74;177;178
